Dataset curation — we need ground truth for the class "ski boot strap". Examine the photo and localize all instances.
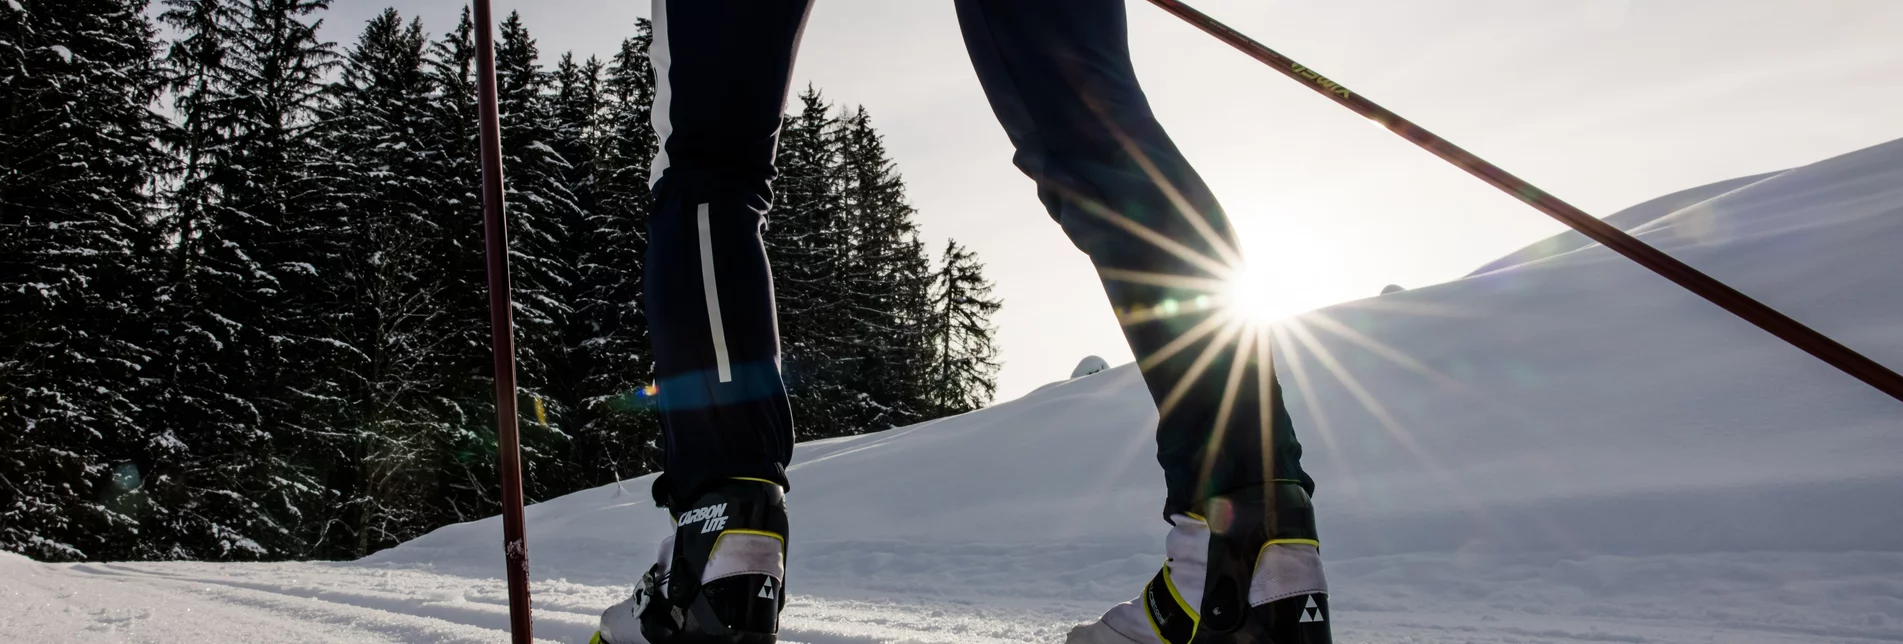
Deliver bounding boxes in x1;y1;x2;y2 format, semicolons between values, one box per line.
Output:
1141;560;1200;644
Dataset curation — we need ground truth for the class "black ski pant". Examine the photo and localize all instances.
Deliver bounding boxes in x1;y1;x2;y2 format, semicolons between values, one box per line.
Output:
644;0;1315;523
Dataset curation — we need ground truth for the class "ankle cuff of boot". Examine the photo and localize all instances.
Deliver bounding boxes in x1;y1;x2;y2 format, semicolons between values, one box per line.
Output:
1250;543;1326;607
704;531;785;584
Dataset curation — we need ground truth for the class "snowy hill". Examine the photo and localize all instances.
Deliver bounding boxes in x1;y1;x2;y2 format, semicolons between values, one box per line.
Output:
5;137;1902;642
1466;170;1781;276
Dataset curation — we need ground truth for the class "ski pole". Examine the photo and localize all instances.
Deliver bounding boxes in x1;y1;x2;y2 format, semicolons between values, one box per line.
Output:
1145;0;1903;405
472;0;535;640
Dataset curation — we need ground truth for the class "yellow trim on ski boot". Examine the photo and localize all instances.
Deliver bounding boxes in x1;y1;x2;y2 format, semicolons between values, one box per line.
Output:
721;528;785;543
1264;538;1321;549
588;631;604;644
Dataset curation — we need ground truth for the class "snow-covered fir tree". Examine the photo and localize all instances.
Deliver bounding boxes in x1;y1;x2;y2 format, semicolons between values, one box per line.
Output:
0;0;170;562
768;89;856;438
927;241;1002;416
419;6;503;525
490;12;584;500
323;8;473;558
835;107;938;433
569;23;663;485
149;0;342;560
547;51;608;481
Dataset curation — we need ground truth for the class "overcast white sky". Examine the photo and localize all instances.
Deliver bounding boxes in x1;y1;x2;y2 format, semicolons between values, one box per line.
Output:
320;0;1903;402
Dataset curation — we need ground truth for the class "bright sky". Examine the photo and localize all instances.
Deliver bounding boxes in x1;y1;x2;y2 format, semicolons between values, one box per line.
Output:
326;0;1903;402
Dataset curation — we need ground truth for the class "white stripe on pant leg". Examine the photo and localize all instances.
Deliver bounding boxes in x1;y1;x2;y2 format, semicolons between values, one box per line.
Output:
697;203;733;383
647;0;673;188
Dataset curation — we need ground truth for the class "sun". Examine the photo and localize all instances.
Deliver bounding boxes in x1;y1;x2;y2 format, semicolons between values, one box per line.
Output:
1222;254;1337;324
1219;221;1353;324
1225;261;1283;323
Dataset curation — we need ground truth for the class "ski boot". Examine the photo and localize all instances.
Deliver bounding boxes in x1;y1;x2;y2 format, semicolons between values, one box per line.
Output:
1067;482;1329;644
595;478;789;644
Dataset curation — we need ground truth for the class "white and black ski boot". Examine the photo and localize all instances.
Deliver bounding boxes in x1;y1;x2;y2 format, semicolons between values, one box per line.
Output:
1064;512;1211;644
1067;483;1329;644
595;479;789;644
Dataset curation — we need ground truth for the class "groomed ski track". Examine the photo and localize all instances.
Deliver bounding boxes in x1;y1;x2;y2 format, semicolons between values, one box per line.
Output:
5;137;1901;643
9;550;1902;643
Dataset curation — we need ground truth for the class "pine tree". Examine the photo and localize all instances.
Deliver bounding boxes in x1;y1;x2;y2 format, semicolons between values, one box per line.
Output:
768;88;856;438
323;8;472;557
927;241;1002;416
492;12;584;500
149;0;341;560
149;0;258;560
419;6;504;524
551;53;604;217
548;51;609;481
0;0;169;561
834;106;936;433
570;24;663;485
229;0;355;558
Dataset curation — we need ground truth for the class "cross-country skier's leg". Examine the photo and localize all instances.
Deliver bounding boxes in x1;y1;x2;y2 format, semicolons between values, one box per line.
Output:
953;1;1331;642
595;1;812;642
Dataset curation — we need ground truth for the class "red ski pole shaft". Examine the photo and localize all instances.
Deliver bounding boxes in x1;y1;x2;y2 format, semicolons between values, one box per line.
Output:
1146;0;1903;405
472;0;535;640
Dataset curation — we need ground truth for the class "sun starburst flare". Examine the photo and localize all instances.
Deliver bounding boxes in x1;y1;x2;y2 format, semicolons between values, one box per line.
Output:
1059;101;1506;526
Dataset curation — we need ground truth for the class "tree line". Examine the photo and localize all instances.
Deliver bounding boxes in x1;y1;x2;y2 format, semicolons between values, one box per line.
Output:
0;0;1001;562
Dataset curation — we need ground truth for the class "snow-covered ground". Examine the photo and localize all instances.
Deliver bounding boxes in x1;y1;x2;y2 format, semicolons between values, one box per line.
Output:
6;137;1901;643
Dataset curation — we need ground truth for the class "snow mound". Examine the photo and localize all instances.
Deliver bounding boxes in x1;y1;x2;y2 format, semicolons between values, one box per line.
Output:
1070;355;1110;378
